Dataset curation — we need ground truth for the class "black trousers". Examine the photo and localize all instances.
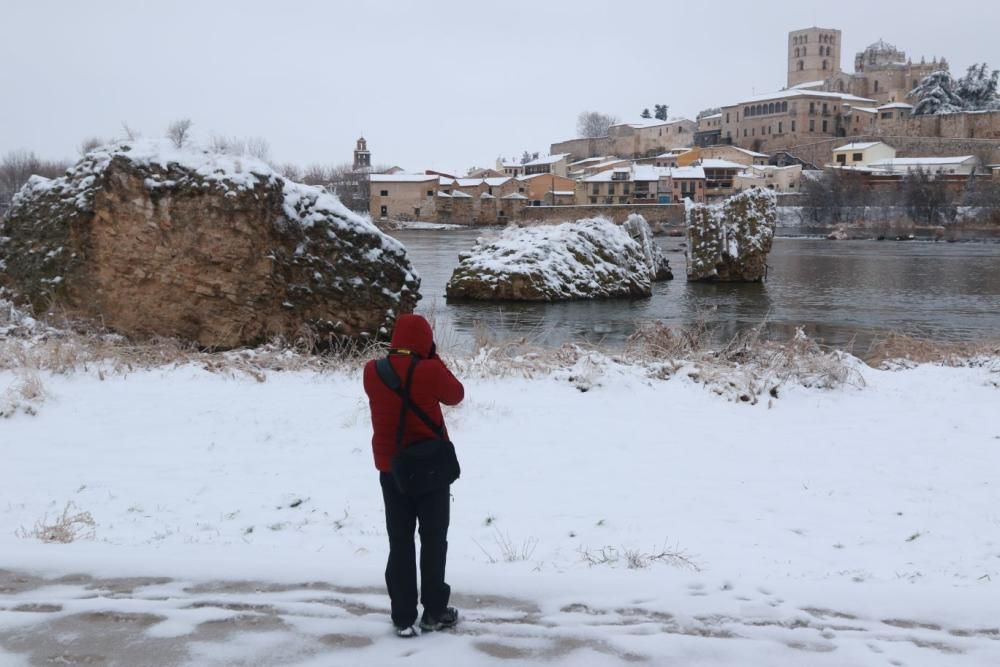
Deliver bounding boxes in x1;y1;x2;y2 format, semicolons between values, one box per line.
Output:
379;472;451;627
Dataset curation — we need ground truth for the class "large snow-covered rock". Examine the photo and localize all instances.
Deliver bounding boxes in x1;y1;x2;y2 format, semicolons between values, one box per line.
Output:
685;188;776;282
445;216;672;301
0;141;419;347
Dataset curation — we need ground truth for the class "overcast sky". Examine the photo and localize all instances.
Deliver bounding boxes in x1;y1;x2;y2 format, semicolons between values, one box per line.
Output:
3;0;998;175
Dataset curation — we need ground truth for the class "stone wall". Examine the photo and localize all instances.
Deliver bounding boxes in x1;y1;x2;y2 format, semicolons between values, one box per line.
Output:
518;204;685;225
776;134;1000;170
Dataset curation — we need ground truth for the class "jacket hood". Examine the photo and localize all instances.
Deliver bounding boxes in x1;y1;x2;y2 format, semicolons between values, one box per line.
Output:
390;314;433;358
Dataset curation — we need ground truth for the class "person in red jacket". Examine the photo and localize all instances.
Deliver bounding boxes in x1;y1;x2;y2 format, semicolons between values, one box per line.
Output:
363;313;464;637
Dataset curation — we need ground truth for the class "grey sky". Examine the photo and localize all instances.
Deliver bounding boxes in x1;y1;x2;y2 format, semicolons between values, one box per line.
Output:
3;0;998;175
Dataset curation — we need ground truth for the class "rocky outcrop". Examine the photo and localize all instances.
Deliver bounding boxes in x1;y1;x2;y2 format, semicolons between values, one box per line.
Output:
685;188;776;282
445;216;672;302
0;141;419;347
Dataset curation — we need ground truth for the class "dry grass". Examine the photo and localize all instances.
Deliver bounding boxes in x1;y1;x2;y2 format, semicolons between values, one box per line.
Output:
579;543;701;571
17;502;96;543
3;296;996;404
865;332;1000;368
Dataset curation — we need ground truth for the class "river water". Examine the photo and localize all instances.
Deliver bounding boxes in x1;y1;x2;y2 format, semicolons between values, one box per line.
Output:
388;229;1000;353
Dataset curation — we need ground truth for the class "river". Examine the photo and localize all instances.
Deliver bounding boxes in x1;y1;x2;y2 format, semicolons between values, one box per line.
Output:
387;229;1000;353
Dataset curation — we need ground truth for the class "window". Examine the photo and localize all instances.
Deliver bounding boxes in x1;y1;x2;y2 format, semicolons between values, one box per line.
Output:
590;197;597;204
852;153;863;161
881;112;893;120
791;120;796;132
426;190;433;196
619;197;628;204
809;102;815;113
768;103;775;114
726;113;730;123
488;187;493;195
874;80;880;93
608;183;616;194
743;129;748;137
798;60;804;71
380;205;387;217
822;60;828;70
822;119;828;132
809;119;815;132
380;189;388;196
751;128;755;136
782;101;788;112
623;184;630;194
836;154;846;164
778;121;783;133
591;184;599;195
414;207;420;218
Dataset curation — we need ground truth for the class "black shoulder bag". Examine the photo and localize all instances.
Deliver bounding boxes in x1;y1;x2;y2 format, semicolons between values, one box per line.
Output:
375;355;461;496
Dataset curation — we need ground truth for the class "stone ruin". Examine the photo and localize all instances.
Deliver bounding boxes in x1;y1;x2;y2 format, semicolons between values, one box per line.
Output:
685;188;777;282
0;141;420;348
445;215;672;301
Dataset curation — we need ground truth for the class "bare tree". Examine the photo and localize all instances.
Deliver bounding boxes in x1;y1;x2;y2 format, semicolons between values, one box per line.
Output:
78;137;104;156
166;118;193;148
120;121;141;141
0;150;71;215
245;137;271;162
276;163;302;181
576;111;618;138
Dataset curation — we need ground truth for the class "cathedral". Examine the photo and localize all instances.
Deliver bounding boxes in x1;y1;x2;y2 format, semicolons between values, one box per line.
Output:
786;27;946;106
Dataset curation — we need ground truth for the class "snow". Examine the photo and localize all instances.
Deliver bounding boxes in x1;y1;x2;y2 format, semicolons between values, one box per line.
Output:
9;139;407;258
868;156;975;167
700;159;748;170
369;174;438;183
833;141;885;151
878;102;914;110
788;79;827;90
734;89;877;105
501;193;528;200
1;350;999;665
521;154;570;167
450;190;472;199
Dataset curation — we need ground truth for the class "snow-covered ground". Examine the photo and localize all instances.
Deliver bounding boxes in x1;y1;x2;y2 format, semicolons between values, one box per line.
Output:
1;353;999;665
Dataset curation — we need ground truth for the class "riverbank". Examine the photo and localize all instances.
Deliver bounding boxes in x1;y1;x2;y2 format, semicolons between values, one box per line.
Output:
2;323;999;665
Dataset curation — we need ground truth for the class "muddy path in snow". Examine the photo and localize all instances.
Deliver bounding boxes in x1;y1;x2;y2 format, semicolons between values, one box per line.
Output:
0;569;997;666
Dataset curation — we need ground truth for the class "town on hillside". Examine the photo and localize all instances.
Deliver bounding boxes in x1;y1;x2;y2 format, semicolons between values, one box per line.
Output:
359;26;1000;230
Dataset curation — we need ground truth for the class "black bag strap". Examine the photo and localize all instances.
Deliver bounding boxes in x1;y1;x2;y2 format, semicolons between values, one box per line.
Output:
375;356;446;452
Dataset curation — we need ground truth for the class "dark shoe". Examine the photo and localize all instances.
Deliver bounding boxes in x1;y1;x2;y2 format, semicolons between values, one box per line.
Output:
394;624;418;638
419;606;458;632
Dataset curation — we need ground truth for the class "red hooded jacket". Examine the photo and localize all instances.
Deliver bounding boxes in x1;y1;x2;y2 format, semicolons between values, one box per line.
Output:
363;314;465;472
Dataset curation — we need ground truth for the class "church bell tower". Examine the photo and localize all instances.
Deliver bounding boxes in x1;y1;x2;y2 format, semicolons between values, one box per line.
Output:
353;136;371;171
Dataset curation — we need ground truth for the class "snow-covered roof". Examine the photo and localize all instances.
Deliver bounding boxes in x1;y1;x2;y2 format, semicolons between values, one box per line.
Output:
878;102;914;110
437;191;452;198
450;190;472;198
789;80;827;90
700;159;747;170
370;174;438;183
833;141;887;151
733;89;877;105
582;165;704;182
700;113;722;119
611;118;691;130
869;156;974;167
551;190;575;196
522;153;570;167
850;106;879;114
438;176;455;186
726;147;770;158
455;178;482;187
656;150;690;158
480;192;495;199
671;166;705;179
483;177;512;186
502;193;529;200
568;156;615;167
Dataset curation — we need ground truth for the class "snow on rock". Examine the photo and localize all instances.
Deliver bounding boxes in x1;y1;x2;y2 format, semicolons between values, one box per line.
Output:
0;140;420;347
685;187;776;282
444;216;672;301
